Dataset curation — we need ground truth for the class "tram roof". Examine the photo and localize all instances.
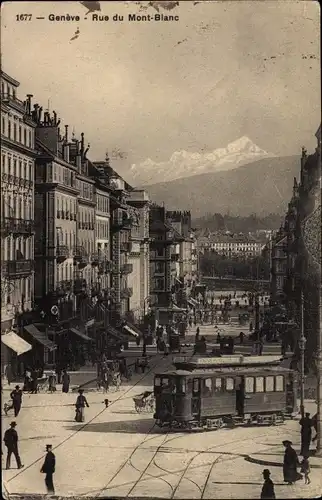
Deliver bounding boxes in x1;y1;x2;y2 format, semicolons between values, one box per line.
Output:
173;355;284;370
155;365;292;377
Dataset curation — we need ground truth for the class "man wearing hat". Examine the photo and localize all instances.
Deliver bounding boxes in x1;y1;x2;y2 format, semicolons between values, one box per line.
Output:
282;440;299;484
260;469;276;499
40;444;56;494
6;385;23;417
3;421;24;470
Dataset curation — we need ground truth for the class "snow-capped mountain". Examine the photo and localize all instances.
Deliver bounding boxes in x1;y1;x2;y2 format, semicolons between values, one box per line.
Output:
129;136;275;186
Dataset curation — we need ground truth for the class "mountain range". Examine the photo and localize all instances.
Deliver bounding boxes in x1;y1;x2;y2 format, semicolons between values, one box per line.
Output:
144;155;301;217
128;136;274;185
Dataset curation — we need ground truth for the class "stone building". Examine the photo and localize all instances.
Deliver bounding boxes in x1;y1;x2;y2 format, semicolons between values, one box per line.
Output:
127;189;150;322
1;71;37;377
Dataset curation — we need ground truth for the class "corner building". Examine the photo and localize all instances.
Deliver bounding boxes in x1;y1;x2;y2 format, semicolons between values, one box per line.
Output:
1;71;37;377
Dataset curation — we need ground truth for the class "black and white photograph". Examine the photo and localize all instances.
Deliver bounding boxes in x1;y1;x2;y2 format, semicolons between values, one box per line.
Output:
1;1;321;499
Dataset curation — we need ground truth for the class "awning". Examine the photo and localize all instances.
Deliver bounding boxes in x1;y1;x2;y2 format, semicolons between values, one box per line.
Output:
24;324;57;351
107;325;130;343
124;324;140;338
1;331;32;356
70;328;93;341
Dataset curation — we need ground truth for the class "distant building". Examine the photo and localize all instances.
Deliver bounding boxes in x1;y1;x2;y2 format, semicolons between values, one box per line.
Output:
197;232;264;258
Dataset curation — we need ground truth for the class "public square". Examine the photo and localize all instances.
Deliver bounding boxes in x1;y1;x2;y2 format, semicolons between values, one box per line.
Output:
2;329;322;499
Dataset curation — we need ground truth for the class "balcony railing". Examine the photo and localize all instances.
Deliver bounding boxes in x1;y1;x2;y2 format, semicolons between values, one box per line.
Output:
4;259;34;276
1;92;26;112
112;215;133;232
120;287;133;299
3;218;35;236
98;260;112;274
120;263;133;274
120;241;132;253
56;245;70;262
1;173;33;189
74;246;89;267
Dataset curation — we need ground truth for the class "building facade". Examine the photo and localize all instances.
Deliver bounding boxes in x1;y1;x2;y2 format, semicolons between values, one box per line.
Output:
128;189;150;322
197;232;264;258
1;71;37;377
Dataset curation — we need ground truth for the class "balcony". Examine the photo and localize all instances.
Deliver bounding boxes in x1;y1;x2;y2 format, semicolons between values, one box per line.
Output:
3;217;35;236
120;287;133;299
120;241;132;253
1;174;33;190
74;278;87;294
1;92;26;112
91;253;100;266
98;260;112;274
4;259;34;277
55;280;73;297
112;215;133;232
73;246;89;268
56;245;70;263
120;263;133;274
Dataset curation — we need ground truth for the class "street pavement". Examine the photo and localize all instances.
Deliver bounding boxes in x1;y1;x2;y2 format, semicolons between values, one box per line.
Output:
2;344;321;499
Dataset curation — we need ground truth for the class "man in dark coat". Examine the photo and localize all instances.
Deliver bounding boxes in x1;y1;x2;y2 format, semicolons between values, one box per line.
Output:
7;385;23;417
260;469;276;499
283;440;299;484
3;421;24;470
299;412;313;456
40;444;56;494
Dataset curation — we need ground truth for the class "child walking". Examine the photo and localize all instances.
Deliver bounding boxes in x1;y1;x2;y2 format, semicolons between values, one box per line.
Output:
301;455;311;485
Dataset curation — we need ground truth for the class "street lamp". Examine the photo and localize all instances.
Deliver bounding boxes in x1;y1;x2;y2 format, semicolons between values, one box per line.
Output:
299;290;306;419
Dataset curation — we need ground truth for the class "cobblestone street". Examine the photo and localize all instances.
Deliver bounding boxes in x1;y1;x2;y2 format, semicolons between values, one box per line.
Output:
2;347;321;499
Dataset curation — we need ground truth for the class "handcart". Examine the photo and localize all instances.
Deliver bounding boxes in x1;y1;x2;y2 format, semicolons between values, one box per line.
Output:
133;391;155;413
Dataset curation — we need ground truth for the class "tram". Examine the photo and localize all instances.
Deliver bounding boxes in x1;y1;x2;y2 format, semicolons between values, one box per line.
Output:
153;355;298;430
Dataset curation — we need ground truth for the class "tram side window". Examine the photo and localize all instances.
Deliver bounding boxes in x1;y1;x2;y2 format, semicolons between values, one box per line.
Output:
162;377;170;388
155;377;161;387
255;376;264;393
275;375;284;392
265;376;274;392
214;378;222;393
204;378;212;395
225;378;234;392
193;379;199;393
180;378;186;394
245;377;254;393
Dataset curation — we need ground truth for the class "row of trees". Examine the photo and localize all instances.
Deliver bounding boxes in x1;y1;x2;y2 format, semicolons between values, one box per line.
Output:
193;212;282;233
200;251;270;280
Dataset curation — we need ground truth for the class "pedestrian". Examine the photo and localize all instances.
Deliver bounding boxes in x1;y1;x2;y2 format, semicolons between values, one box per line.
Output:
260;469;275;499
48;371;56;393
239;331;244;344
40;444;56;494
282;440;299;484
3;421;24;470
30;369;38;394
299;412;313;456
75;389;89;422
6;385;23;417
312;413;318;442
5;364;14;386
62;369;70;393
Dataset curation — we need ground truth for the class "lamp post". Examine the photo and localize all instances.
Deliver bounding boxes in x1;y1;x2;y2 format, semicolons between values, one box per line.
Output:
299;290;306;419
316;284;322;454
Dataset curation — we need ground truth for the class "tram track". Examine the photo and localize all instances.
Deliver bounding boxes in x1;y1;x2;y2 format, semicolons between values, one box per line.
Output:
6;353;170;484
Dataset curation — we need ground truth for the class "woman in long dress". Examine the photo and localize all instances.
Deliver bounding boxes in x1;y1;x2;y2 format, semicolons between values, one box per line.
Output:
75;389;89;422
62;370;70;393
283;440;299;484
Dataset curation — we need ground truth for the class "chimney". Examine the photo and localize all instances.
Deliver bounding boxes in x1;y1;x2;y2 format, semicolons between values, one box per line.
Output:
76;153;81;170
65;125;69;142
63;142;70;163
80;133;84;156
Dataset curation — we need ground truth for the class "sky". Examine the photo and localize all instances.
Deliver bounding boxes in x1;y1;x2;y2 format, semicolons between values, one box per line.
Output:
2;0;320;173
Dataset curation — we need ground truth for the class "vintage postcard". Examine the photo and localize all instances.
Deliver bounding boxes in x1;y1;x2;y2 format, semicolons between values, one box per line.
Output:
1;1;321;499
